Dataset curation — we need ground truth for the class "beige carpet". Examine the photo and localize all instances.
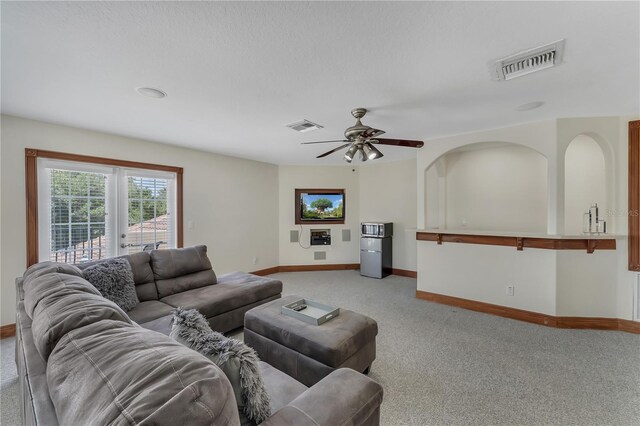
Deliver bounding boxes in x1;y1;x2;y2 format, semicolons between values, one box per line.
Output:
272;271;640;425
2;270;639;425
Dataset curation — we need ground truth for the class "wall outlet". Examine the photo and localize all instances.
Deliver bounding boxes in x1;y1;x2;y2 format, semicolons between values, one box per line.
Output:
506;285;515;296
252;256;258;265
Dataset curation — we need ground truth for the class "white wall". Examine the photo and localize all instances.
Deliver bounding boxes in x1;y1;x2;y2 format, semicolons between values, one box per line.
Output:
441;145;548;232
277;160;419;271
416;116;639;320
0;115;279;326
359;159;417;271
278;165;360;266
418;243;557;315
556;116;635;320
416;120;559;234
564;135;607;235
424;160;444;229
556;249;620;317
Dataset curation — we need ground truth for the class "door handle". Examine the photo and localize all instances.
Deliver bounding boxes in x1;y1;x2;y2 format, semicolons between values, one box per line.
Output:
120;243;133;248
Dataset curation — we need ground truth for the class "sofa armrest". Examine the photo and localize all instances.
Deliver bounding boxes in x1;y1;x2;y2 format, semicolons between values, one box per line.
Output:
262;368;383;426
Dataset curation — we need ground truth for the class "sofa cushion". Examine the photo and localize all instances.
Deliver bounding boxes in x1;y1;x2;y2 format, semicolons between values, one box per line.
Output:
76;252;158;301
160;273;282;318
83;257;140;311
151;245;217;298
259;361;307;414
23;272;101;318
27;273;132;360
127;300;175;324
170;308;271;425
23;261;83;286
139;314;173;335
47;320;240;426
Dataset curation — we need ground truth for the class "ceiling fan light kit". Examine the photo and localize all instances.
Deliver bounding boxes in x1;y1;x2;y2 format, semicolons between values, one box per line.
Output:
302;108;424;163
363;142;383;160
344;144;359;163
359;148;368;162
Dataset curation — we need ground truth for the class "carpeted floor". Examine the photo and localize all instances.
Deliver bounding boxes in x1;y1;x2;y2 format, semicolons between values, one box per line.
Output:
1;335;19;426
2;270;640;425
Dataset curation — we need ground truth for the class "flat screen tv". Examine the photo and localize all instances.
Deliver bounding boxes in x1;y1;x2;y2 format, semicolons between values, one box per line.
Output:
295;189;345;225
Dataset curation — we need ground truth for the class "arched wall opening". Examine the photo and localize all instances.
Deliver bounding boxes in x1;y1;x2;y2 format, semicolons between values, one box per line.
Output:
424;142;548;232
563;134;608;235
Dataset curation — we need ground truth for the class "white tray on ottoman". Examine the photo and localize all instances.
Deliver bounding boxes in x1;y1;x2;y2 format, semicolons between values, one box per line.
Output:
244;295;378;387
281;298;340;325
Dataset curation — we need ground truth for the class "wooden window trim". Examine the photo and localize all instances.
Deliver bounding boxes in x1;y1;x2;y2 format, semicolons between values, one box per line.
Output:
25;148;184;267
630;120;640;271
294;188;346;225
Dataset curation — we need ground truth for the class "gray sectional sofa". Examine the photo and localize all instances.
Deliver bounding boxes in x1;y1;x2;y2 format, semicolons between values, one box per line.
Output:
15;246;383;425
76;245;283;334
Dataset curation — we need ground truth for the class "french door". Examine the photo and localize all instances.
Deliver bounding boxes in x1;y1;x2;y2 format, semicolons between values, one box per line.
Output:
38;159;177;263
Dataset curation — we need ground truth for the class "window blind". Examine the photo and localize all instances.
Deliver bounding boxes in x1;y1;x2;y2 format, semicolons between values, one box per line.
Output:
47;168;110;263
125;174;174;254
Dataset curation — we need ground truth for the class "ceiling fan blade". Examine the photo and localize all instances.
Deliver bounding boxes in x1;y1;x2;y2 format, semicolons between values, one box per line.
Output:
316;143;352;158
362;128;386;139
374;138;424;148
301;140;349;145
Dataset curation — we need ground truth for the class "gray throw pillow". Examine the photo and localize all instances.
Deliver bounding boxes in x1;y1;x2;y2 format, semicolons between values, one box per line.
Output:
170;308;271;425
82;258;139;312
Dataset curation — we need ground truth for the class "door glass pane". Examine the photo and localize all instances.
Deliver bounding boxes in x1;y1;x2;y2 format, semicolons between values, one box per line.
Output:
126;176;170;254
48;169;108;263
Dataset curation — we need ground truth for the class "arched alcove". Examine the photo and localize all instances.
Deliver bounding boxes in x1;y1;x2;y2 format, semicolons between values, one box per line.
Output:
424;158;445;228
424;142;548;232
564;134;607;234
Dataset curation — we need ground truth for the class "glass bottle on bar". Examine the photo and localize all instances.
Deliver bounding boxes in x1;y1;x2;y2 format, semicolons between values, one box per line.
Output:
589;203;599;233
583;211;591;234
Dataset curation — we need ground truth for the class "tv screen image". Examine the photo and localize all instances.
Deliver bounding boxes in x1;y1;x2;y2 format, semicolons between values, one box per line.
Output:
299;192;344;221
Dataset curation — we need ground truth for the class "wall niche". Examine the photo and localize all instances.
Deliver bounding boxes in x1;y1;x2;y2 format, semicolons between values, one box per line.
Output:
563;134;607;235
424;142;548;232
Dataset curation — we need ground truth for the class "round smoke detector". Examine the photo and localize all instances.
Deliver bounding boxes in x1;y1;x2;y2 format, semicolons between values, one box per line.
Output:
136;87;167;99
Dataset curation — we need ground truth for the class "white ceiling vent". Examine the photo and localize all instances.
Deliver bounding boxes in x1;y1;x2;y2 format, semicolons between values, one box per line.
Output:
285;119;323;133
492;39;565;81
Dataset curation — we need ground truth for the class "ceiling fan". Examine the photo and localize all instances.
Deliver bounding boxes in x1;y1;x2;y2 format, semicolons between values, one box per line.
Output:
302;108;424;163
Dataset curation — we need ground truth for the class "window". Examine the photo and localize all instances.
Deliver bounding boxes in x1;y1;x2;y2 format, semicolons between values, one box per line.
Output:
43;166;109;263
125;175;173;255
26;149;183;266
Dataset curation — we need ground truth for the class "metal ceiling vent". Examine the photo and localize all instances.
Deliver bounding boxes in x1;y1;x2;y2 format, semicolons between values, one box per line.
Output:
492;39;565;81
286;119;323;133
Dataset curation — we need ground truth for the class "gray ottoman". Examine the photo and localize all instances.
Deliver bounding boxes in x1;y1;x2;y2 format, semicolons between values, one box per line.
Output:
244;295;378;387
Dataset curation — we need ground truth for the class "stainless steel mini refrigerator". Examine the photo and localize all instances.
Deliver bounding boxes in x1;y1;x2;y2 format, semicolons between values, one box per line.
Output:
360;224;393;278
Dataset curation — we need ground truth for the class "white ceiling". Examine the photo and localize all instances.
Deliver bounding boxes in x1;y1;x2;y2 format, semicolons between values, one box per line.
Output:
2;1;639;165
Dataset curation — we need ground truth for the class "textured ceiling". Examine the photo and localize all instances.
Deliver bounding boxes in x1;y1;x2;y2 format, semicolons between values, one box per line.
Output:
2;1;639;165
